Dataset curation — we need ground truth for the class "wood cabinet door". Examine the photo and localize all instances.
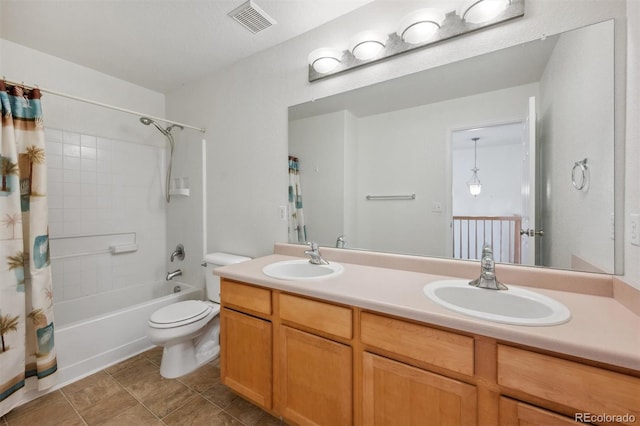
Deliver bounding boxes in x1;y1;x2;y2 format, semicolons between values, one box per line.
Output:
279;325;352;425
220;308;272;409
499;397;585;426
362;352;477;426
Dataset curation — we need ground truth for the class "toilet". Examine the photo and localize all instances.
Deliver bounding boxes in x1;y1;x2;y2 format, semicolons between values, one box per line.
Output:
146;252;251;378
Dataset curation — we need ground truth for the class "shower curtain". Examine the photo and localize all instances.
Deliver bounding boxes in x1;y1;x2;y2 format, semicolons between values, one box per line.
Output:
0;82;57;417
288;156;307;243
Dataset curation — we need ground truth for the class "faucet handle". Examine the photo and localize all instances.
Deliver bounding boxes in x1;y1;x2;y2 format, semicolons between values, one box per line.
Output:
170;244;185;262
307;241;319;251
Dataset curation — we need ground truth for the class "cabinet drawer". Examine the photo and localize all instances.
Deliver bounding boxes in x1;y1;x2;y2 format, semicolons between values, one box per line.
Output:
279;293;352;339
497;345;640;424
499;397;578;426
360;312;474;376
221;279;271;316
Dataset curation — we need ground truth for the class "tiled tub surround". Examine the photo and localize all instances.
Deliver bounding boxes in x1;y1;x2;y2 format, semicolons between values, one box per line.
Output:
36;128;177;391
218;243;640;372
45;128;166;304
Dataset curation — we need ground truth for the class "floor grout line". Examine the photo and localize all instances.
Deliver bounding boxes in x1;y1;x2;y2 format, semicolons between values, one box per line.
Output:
3;347;275;426
58;389;89;426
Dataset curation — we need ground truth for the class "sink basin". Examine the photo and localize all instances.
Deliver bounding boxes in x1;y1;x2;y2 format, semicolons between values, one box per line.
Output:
263;259;344;280
423;280;571;326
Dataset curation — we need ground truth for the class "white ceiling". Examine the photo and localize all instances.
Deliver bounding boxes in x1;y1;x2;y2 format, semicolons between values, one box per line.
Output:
0;0;372;93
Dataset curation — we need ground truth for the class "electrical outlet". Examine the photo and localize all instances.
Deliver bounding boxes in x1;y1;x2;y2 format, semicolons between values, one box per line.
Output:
432;202;443;213
279;205;288;221
631;214;640;246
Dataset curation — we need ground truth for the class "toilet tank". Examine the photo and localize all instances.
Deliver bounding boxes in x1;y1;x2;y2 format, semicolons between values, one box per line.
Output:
203;252;252;303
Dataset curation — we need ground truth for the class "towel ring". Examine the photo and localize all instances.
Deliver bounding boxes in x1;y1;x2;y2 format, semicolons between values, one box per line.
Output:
572;158;589;190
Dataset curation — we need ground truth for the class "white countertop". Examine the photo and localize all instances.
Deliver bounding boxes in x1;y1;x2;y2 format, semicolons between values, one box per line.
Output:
216;254;640;371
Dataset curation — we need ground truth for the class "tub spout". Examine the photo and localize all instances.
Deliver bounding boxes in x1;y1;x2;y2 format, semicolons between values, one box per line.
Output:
167;269;182;281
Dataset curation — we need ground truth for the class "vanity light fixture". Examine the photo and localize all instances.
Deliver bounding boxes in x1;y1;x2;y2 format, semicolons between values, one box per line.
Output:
349;31;388;60
397;8;447;44
467;137;482;197
457;0;511;24
308;48;342;73
307;0;524;82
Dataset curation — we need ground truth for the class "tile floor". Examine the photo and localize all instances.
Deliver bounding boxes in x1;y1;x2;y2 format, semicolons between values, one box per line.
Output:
0;347;281;426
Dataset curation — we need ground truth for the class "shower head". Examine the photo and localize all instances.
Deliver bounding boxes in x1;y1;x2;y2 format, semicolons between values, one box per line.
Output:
166;124;184;133
139;116;176;136
139;116;183;204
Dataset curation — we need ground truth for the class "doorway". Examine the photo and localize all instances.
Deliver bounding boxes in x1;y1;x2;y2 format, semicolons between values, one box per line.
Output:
450;121;531;264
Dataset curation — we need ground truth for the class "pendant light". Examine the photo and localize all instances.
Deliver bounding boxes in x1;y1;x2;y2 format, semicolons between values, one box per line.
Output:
467;137;482;196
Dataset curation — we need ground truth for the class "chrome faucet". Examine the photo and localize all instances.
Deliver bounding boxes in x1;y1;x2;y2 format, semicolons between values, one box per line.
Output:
305;242;329;265
166;269;182;281
469;244;507;290
336;235;346;248
170;244;185;262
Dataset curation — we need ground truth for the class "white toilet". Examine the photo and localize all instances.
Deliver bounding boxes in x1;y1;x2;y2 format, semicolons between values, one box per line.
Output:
146;252;251;378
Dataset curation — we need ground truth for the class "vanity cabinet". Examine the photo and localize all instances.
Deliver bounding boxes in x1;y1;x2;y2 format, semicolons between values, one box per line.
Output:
362;351;477;425
360;312;477;426
497;345;640;425
220;278;640;426
220;279;273;410
277;293;353;425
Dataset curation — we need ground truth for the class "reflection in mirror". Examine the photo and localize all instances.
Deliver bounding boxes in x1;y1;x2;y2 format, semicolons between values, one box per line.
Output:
288;20;616;274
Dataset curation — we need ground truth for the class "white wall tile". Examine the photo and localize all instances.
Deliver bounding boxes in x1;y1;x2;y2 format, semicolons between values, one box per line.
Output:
81;158;97;172
48;154;63;170
47;126;166;304
63;156;80;170
63;169;81;183
63;143;81;157
80;135;97;148
46;141;63;156
63;131;81;145
81;146;96;159
45;128;63;143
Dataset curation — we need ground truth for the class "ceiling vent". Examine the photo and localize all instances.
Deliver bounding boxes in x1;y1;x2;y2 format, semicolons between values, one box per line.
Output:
228;0;277;34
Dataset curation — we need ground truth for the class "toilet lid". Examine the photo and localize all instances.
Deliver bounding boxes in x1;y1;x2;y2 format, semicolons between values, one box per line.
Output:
149;300;214;328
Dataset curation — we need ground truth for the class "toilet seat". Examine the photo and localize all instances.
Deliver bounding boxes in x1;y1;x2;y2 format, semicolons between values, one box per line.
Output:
148;300;220;329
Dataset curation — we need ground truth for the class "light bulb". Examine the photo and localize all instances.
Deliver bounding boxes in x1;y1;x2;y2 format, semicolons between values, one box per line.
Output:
458;0;510;24
308;48;342;73
397;8;446;44
349;31;387;60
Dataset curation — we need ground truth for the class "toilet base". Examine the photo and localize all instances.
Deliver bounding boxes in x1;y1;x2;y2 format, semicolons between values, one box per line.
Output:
159;341;220;379
157;315;221;379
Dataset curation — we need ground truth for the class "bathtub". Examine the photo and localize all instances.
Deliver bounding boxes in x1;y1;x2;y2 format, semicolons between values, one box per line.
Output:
52;281;203;387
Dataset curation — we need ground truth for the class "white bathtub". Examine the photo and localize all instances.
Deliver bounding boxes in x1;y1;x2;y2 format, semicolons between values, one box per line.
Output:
53;281;203;387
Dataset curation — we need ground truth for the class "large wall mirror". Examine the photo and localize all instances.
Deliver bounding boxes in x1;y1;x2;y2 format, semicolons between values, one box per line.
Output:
289;20;618;274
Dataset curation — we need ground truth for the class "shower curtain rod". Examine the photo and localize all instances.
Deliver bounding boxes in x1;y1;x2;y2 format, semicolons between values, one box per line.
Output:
3;78;206;133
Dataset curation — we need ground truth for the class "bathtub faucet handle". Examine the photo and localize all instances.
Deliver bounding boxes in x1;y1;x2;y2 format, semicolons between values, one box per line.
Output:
170;244;185;262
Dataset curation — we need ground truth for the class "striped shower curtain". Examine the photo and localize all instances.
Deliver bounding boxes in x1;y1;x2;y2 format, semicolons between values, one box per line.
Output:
288;156;306;243
0;82;57;417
